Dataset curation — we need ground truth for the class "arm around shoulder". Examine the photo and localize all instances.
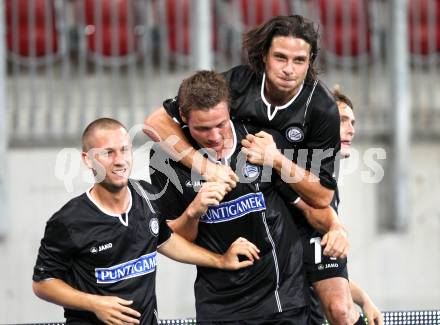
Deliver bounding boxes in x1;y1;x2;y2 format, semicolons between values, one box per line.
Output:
144;107;181;142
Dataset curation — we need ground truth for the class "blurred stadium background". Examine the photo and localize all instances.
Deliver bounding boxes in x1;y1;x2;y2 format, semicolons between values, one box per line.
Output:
0;0;439;323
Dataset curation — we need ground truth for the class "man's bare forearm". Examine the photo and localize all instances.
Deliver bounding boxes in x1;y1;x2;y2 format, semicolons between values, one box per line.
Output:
33;279;96;312
167;209;200;242
273;151;333;208
295;200;343;233
144;107;204;171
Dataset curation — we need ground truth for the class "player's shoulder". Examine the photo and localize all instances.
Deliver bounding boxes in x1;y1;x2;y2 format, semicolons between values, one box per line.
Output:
308;79;338;117
49;193;90;226
222;64;257;95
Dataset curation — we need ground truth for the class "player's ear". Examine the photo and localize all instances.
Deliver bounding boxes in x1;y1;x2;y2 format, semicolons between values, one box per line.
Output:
82;151;93;169
179;110;188;124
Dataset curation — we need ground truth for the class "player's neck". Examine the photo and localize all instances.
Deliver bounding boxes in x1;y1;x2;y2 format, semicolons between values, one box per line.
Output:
264;81;301;107
90;185;130;214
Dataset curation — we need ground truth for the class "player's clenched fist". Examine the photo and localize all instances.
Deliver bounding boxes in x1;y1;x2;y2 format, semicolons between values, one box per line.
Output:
186;182;230;219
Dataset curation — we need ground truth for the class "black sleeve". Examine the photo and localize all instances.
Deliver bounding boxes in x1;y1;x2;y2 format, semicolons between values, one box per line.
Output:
329;187;340;213
162;97;183;124
157;214;172;246
306;91;341;190
147;148;187;220
222;65;256;118
33;216;75;281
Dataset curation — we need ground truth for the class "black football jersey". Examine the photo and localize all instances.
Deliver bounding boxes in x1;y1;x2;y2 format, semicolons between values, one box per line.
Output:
33;180;171;324
223;65;340;191
149;121;307;322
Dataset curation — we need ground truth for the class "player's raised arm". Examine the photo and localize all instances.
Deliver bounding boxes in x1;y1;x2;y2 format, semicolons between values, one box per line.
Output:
167;182;229;242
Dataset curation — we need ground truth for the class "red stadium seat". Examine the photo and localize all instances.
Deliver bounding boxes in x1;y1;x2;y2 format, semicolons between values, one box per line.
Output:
155;0;219;56
164;0;191;55
77;0;140;63
5;0;60;61
408;0;440;55
240;0;287;28
318;0;371;58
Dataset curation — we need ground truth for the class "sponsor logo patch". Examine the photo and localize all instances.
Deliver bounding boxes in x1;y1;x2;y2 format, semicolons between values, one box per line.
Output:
200;192;266;224
285;126;304;143
95;252;157;283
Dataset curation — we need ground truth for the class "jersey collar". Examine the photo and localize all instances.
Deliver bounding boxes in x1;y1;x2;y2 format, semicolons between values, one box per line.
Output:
260;73;304;121
86;186;133;226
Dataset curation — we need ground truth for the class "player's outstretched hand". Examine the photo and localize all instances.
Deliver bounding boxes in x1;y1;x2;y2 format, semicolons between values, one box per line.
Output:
203;161;238;191
220;237;260;270
241;131;280;167
187;182;230;219
91;295;141;325
321;224;349;258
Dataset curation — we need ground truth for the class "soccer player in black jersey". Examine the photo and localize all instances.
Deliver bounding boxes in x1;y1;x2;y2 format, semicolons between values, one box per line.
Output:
149;70;310;324
32;118;260;325
144;15;354;324
243;89;384;325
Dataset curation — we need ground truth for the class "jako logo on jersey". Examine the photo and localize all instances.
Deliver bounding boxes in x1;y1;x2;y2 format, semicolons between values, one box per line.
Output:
242;163;260;179
149;218;159;236
99;243;112;252
90;247;98;254
285;126;304;143
185;180;204;188
200;192;266;224
95;251;157;284
317;262;339;271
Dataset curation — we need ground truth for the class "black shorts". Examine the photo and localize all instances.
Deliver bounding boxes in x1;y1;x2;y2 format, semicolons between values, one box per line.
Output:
197;306;310;325
302;231;348;284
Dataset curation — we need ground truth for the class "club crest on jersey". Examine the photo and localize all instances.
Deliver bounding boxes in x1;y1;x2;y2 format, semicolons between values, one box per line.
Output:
285;126;304;143
242;162;260;179
200;192;266;224
149;218;159;236
95;252;157;283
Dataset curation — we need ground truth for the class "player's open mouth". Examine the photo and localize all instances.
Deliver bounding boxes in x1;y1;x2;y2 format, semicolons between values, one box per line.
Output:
341;140;351;146
113;169;126;176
